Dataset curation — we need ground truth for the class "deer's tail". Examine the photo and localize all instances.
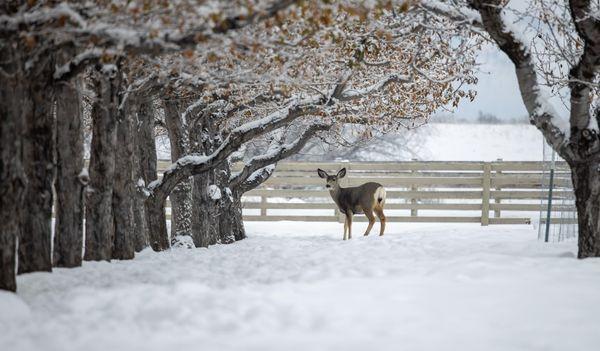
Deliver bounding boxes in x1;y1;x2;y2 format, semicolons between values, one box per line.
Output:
374;186;386;207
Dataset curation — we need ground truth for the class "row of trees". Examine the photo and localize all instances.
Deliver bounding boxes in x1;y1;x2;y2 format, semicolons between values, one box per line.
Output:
0;1;478;292
3;0;598;294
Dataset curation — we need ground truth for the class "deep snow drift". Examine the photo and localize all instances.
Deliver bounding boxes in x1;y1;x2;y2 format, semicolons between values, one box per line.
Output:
1;222;599;351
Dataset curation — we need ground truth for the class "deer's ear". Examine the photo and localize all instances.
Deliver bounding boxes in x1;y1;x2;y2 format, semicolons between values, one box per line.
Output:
317;169;328;179
337;168;347;178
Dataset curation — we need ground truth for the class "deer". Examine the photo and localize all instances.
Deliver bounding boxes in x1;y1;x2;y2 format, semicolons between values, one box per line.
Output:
317;168;386;240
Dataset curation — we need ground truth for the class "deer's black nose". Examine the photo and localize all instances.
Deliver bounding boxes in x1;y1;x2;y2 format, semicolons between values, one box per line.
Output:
326;185;331;188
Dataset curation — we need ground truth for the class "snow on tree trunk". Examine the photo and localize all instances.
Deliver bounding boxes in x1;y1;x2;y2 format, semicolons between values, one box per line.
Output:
163;100;192;246
112;106;135;260
84;69;119;261
219;187;245;243
192;171;220;247
571;161;600;258
53;79;85;267
18;65;55;274
132;102;154;252
188;113;224;248
0;46;26;291
212;161;238;244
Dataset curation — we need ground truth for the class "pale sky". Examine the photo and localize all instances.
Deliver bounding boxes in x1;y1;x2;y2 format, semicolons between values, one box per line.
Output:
450;44;528;121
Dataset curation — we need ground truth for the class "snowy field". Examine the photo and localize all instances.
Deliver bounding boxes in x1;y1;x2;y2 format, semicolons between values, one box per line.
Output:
418;123;544;161
2;222;600;351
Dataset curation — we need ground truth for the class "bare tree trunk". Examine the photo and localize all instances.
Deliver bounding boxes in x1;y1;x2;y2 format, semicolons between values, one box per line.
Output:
84;70;119;261
214;162;237;244
192;171;221;247
571;161;600;258
140;102;169;251
53;79;85;267
132;102;154;252
18;70;55;274
0;47;26;291
112;107;135;260
219;187;245;243
146;193;170;251
189;113;222;248
163;100;192;245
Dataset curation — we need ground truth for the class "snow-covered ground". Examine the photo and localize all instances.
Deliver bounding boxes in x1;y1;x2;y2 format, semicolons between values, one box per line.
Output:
2;222;599;351
418;123;544;161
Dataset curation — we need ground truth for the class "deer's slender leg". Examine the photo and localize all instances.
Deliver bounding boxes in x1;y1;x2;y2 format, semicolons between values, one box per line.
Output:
343;214;348;240
363;208;376;236
374;206;386;236
346;211;353;239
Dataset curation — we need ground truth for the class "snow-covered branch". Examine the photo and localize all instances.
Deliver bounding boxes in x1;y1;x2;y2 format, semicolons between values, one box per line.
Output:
237;166;276;195
53;48;119;81
419;1;483;28
146;94;325;202
337;74;411;101
230;122;331;192
119;73;162;111
0;3;87;32
226;91;285;119
412;63;466;84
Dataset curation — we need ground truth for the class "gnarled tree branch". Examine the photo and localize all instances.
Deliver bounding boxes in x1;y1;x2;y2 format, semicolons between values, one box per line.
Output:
230;122;332;192
147;95;325;203
337;74;410;101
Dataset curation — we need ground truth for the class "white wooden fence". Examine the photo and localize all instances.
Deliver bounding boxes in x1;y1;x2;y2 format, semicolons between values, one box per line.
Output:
158;160;575;225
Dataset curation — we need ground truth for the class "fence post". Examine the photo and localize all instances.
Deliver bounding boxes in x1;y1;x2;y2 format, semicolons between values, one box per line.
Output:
494;158;502;218
481;162;491;226
260;195;267;218
410;158;418;217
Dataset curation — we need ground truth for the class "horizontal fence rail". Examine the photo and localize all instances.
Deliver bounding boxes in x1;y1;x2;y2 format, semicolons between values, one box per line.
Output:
156;160;574;225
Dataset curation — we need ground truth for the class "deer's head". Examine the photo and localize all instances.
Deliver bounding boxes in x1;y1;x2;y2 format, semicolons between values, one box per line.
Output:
317;168;346;189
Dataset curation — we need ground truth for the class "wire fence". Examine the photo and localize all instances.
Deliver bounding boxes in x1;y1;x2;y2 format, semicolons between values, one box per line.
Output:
537;142;578;242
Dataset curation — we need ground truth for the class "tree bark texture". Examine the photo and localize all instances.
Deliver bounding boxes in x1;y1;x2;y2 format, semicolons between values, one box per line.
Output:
571;161;600;258
0;45;26;291
53;79;85;267
132;102;154;252
192;171;220;247
84;70;119;261
163;100;192;244
219;187;245;243
189;113;222;248
112;106;135;260
146;195;170;251
18;56;55;274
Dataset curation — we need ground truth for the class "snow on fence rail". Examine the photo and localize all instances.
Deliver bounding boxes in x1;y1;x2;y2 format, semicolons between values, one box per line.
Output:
156;160;575;225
